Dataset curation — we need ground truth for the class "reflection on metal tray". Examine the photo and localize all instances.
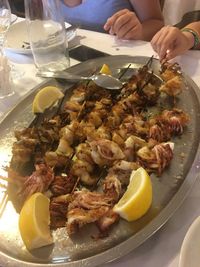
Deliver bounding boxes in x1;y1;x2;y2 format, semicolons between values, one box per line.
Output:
0;55;200;267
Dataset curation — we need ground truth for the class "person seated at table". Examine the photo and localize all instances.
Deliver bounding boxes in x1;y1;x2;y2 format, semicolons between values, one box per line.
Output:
151;21;200;60
61;0;164;41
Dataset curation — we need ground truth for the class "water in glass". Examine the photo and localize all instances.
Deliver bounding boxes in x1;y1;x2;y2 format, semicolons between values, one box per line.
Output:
0;0;10;47
25;0;70;72
0;0;14;98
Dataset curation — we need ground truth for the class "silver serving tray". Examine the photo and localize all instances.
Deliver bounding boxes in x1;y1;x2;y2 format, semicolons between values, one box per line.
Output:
0;55;200;267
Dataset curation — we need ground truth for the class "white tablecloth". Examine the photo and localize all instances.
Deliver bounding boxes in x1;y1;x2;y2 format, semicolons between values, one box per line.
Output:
1;24;200;267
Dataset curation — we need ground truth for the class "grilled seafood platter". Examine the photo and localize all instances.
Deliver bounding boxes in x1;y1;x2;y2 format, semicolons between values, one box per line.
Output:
0;55;199;265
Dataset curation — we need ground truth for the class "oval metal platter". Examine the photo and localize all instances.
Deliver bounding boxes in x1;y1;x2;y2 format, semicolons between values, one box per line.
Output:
0;55;200;267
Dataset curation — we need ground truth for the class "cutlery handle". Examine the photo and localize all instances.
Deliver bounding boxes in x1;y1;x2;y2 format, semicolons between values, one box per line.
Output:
53;72;89;81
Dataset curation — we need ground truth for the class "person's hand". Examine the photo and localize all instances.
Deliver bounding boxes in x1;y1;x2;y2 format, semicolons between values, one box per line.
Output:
151;26;194;61
104;9;143;40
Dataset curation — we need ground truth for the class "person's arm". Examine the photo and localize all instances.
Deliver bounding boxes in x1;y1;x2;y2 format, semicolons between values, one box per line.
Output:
182;22;200;49
63;0;82;7
104;0;164;41
151;22;200;60
131;0;164;41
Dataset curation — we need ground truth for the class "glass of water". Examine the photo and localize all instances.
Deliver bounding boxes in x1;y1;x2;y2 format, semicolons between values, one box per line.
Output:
0;0;14;98
0;0;10;50
25;0;70;72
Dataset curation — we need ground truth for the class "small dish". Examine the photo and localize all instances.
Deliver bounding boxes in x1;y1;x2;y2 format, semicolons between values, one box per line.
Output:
179;216;200;267
5;20;76;55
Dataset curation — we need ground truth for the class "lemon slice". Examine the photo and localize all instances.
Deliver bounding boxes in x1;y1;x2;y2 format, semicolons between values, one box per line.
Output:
113;167;152;221
99;64;112;75
32;86;64;113
19;192;53;250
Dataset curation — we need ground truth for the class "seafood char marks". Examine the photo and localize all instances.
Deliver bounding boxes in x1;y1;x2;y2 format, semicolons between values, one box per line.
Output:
6;60;189;237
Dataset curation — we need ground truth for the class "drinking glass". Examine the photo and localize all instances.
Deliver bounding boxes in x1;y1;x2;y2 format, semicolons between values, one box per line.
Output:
25;0;70;72
0;0;14;98
0;0;10;51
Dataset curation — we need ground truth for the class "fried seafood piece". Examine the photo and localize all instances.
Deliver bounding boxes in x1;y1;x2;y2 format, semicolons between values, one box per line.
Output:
93;125;112;141
66;85;111;123
160;62;181;81
44;151;70;169
11;136;39;171
149;108;189;142
87;110;104;128
64;100;83;121
96;209;120;234
123;114;149;137
59;120;79;144
111;114;149;149
89;139;125;167
63;84;87;120
149;124;170;143
160;62;183;96
75;143;93;163
137;82;160;105
56;138;74;158
19;162;54;201
65;101;82;113
120;65;161;106
75;121;96;142
69;190;113;210
50;173;77;196
67;207;110;235
45;121;79;169
37;117;61;146
50;194;72;229
11;128;40;171
69;84;87;103
66;190;116;235
86;98;112;128
11;117;62;172
69;117;110;144
106;96;141;128
160;76;183;97
103;173;122;202
106;97;135;128
161;109;189;134
70;143;98;186
124;135;147;161
106;160;139;186
137;142;174;175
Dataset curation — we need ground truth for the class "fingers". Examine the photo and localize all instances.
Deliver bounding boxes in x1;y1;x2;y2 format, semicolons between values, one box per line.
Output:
165;48;181;60
104;9;142;40
122;23;142;40
112;13;139;39
151;26;178;60
104;9;128;31
109;13;133;36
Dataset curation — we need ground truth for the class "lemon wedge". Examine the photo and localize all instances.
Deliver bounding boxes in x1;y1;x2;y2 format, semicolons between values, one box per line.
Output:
19;192;53;250
32;86;64;113
113;167;152;221
99;63;112;75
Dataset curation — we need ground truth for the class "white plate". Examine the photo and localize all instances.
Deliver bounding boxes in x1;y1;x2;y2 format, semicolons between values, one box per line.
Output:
179;216;200;267
5;20;76;55
11;14;17;24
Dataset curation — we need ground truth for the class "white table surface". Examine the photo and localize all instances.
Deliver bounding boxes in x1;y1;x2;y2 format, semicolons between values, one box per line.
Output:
1;19;200;267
